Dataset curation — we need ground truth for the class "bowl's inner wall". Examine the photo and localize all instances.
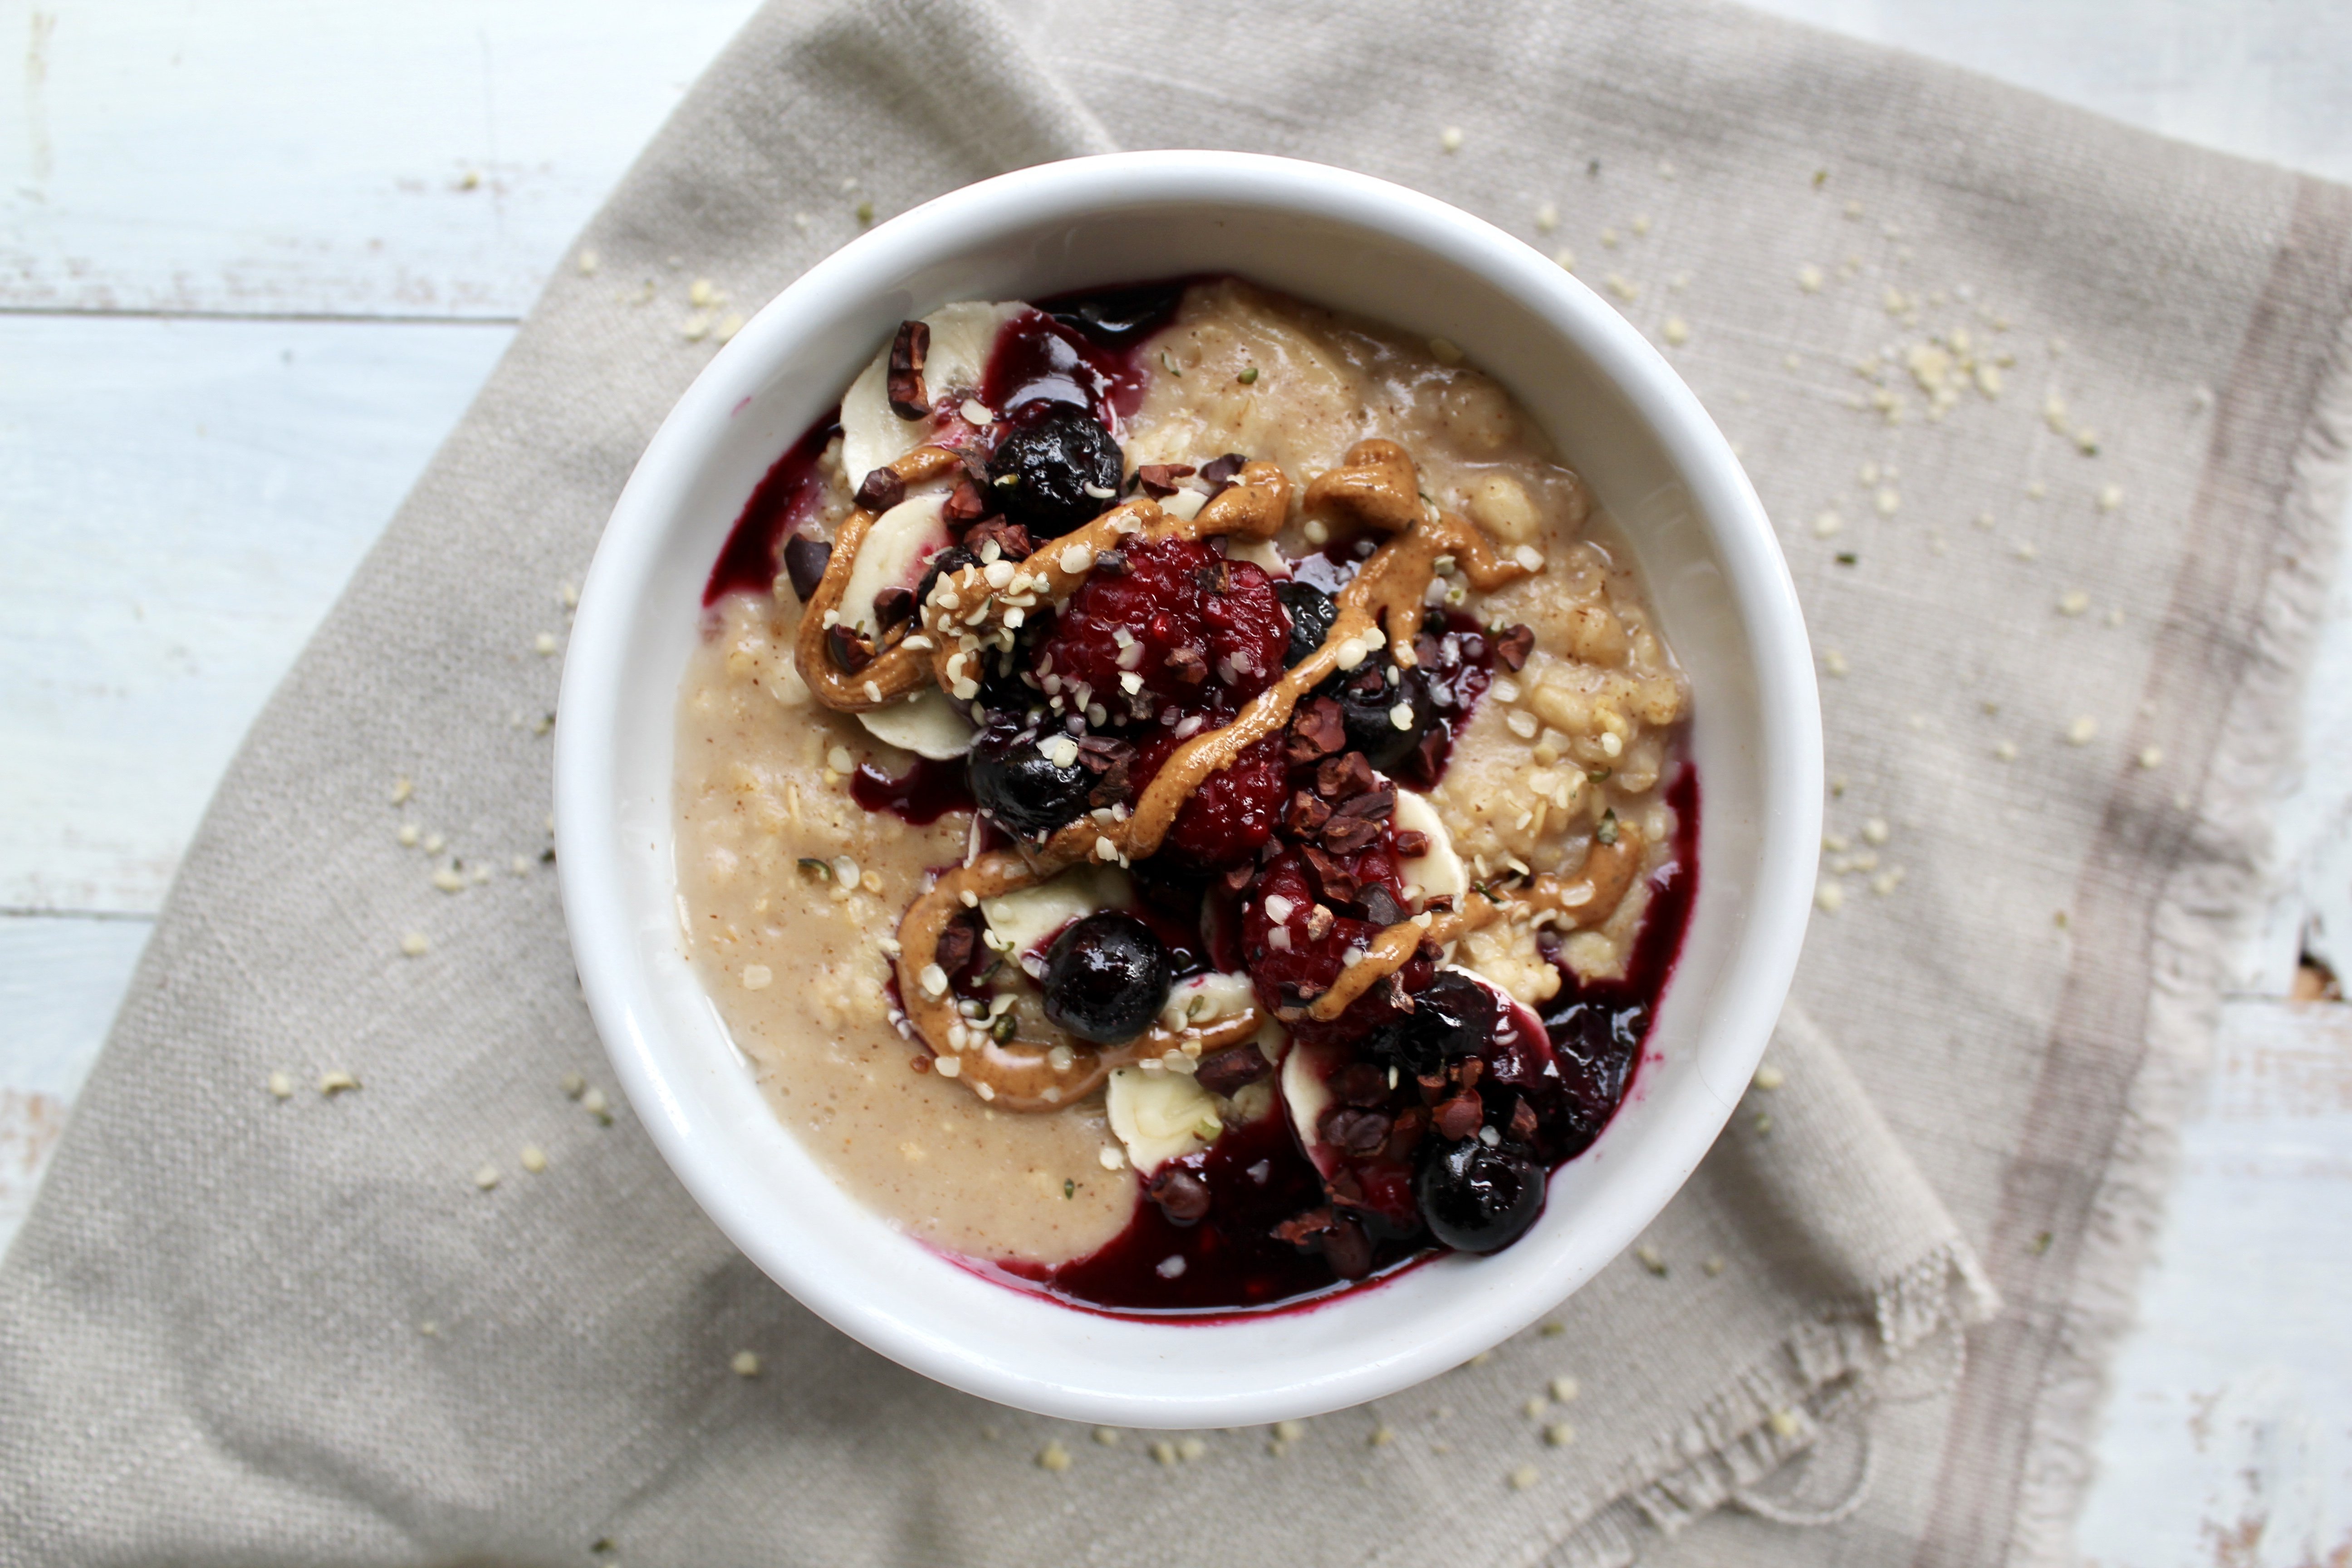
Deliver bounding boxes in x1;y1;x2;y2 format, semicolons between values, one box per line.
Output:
587;186;1781;1421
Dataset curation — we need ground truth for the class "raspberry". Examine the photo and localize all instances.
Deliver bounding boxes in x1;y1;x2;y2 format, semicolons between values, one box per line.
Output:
1031;537;1288;729
1132;733;1288;870
1240;845;1431;1046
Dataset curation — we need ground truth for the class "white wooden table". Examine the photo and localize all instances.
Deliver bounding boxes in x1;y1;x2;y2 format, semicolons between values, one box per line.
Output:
5;5;2347;1560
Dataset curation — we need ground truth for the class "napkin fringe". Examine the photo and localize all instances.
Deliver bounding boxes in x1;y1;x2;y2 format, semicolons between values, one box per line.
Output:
1526;1236;1997;1568
2006;237;2352;1565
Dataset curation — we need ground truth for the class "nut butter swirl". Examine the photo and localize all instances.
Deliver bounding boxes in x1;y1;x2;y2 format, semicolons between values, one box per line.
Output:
801;437;1645;1108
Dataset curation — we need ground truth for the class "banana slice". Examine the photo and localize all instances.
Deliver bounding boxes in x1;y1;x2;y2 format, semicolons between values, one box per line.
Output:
1106;1068;1224;1175
1157;970;1258;1034
1157;487;1208;522
858;686;973;761
1225;535;1291;577
1280;1038;1348;1179
838;492;950;639
979;865;1135;962
840;300;1028;483
1394;787;1466;907
836;490;973;758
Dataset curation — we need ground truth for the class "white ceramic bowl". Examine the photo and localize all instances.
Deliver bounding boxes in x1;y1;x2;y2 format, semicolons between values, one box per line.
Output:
556;151;1820;1428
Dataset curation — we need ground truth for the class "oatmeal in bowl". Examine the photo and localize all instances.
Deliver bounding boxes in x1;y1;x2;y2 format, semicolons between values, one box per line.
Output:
678;279;1695;1314
559;152;1818;1423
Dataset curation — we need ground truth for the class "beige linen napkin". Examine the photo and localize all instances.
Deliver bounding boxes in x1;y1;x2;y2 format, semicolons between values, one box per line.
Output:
3;1;2346;1563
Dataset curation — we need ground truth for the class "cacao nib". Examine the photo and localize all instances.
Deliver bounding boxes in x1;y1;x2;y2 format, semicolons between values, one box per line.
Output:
1408;727;1448;787
934;910;980;978
872;586;915;634
1198;452;1247;490
963;516;1034;561
1085;755;1132;808
1300;844;1358;906
1320;787;1395;855
782;534;832;603
1271;1207;1337;1248
886;320;931;420
1195;1043;1272;1096
1287;696;1347;764
1163;643;1209;684
1360;886;1406;927
942;477;991;526
1509;1096;1540;1143
1495;623;1535;671
1135;462;1195;497
1147;1166;1212;1224
827;623;874;673
1393;829;1431;858
1092;548;1130;577
1322;1106;1393;1158
855;466;906;512
1333;1062;1389;1106
1285;791;1335;838
1435;1091;1485;1141
1315;751;1376;802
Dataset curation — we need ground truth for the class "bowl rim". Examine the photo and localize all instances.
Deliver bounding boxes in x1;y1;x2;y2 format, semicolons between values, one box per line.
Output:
556;149;1821;1425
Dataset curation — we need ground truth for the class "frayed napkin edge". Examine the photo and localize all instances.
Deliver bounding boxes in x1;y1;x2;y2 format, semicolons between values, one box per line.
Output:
2004;217;2352;1565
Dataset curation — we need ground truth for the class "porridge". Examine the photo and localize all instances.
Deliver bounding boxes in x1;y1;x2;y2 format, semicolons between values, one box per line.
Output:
674;278;1695;1314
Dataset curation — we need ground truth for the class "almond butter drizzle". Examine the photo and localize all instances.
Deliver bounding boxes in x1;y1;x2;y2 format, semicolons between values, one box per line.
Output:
792;445;966;711
1303;828;1645;1022
796;437;1639;1109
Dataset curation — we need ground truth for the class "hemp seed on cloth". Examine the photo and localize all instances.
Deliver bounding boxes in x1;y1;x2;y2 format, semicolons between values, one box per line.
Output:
1;1;2345;1564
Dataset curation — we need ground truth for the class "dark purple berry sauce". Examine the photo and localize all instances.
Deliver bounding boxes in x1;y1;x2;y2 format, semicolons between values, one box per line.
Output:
704;410;841;606
981;1113;1432;1319
849;759;977;826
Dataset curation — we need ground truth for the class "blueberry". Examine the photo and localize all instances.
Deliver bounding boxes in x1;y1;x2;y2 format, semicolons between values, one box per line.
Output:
1272;580;1337;669
1260;580;1336;672
985;407;1122;538
1331;660;1436;772
1364;970;1498;1077
967;720;1089;839
1041;912;1173;1044
1416;1138;1545;1253
914;544;975;612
